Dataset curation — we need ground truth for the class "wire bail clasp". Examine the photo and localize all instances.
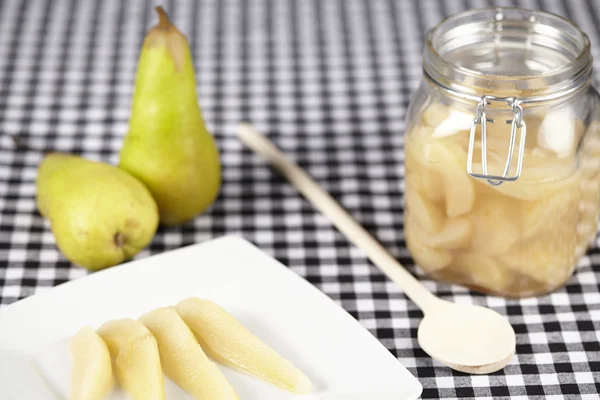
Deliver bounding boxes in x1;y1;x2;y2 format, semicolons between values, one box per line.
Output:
466;95;527;186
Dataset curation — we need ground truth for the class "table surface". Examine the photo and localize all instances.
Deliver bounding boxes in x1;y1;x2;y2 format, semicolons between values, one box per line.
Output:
1;0;599;398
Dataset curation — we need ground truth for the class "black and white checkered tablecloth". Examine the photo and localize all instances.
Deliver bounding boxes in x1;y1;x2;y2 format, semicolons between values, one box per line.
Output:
1;0;599;398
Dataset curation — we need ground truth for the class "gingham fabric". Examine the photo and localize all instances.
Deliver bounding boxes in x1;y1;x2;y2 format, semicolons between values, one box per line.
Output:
0;0;599;398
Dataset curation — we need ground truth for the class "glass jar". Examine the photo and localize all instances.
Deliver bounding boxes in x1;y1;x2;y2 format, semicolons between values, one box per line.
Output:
404;7;600;297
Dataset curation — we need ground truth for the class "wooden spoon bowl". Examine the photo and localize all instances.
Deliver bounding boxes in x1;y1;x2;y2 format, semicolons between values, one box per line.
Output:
418;301;515;374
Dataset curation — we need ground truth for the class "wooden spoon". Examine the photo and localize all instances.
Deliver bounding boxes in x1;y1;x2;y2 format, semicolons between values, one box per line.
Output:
237;123;516;374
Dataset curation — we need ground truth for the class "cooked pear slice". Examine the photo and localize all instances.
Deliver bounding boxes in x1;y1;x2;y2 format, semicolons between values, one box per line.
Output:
404;215;453;272
501;234;577;287
469;195;520;256
406;167;444;202
424;140;475;217
97;319;164;400
70;327;113;400
412;217;472;250
404;131;444;202
451;253;513;291
537;107;579;157
430;108;473;138
404;183;445;232
176;298;312;394
522;188;579;240
421;102;451;129
478;160;579;201
140;307;239;400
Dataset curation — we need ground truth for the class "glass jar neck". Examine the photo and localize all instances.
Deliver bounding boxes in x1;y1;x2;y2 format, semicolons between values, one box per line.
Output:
424;7;593;106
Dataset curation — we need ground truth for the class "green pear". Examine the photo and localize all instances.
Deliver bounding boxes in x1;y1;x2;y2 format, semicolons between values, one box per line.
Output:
119;6;221;226
36;153;159;271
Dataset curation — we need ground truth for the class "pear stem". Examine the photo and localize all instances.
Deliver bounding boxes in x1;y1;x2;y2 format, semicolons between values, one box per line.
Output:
155;6;172;30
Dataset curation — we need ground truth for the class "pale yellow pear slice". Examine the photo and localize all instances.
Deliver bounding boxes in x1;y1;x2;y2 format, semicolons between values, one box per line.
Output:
423;140;475;217
405;153;443;202
522;187;579;240
97;319;164;400
404;215;453;272
469;195;521;256
406;168;444;202
576;220;597;248
421;101;449;127
501;234;577;287
404;183;445;232
412;217;472;250
577;177;600;249
139;307;239;400
70;327;113;400
451;253;513;291
425;105;473;138
475;159;579;201
405;124;444;202
176;298;312;394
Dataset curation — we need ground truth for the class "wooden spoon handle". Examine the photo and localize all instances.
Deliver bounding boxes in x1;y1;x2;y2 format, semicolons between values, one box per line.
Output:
237;123;442;313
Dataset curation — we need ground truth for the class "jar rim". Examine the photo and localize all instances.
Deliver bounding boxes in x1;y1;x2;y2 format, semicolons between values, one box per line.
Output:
424;7;593;104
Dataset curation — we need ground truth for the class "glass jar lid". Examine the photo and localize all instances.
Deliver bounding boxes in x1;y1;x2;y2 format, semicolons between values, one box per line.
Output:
424;7;593;104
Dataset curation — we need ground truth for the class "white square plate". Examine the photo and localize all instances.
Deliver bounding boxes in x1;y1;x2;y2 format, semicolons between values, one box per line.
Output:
0;235;422;399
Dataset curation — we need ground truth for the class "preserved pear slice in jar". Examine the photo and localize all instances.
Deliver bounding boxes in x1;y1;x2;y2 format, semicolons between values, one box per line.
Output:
575;121;600;255
537;107;583;158
579;179;600;240
412;216;472;249
405;213;453;271
405;168;443;202
480;163;578;201
422;102;451;128
423;140;475;217
583;121;600;160
471;141;578;201
468;195;520;255
404;126;444;201
521;178;580;240
502;233;577;287
450;253;513;291
422;102;473;138
577;220;597;246
404;183;445;232
580;156;600;180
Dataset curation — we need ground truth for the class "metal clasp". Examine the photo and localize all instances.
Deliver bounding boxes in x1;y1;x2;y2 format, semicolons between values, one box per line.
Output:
466;95;527;186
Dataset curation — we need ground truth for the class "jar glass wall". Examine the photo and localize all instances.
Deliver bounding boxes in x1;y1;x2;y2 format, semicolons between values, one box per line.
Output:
404;8;600;297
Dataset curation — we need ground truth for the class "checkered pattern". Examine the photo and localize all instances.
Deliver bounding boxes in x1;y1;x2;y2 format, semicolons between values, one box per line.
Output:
0;0;599;397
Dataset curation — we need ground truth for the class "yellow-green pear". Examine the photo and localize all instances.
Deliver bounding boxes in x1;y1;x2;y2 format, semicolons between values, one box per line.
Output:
36;153;159;271
119;6;221;226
